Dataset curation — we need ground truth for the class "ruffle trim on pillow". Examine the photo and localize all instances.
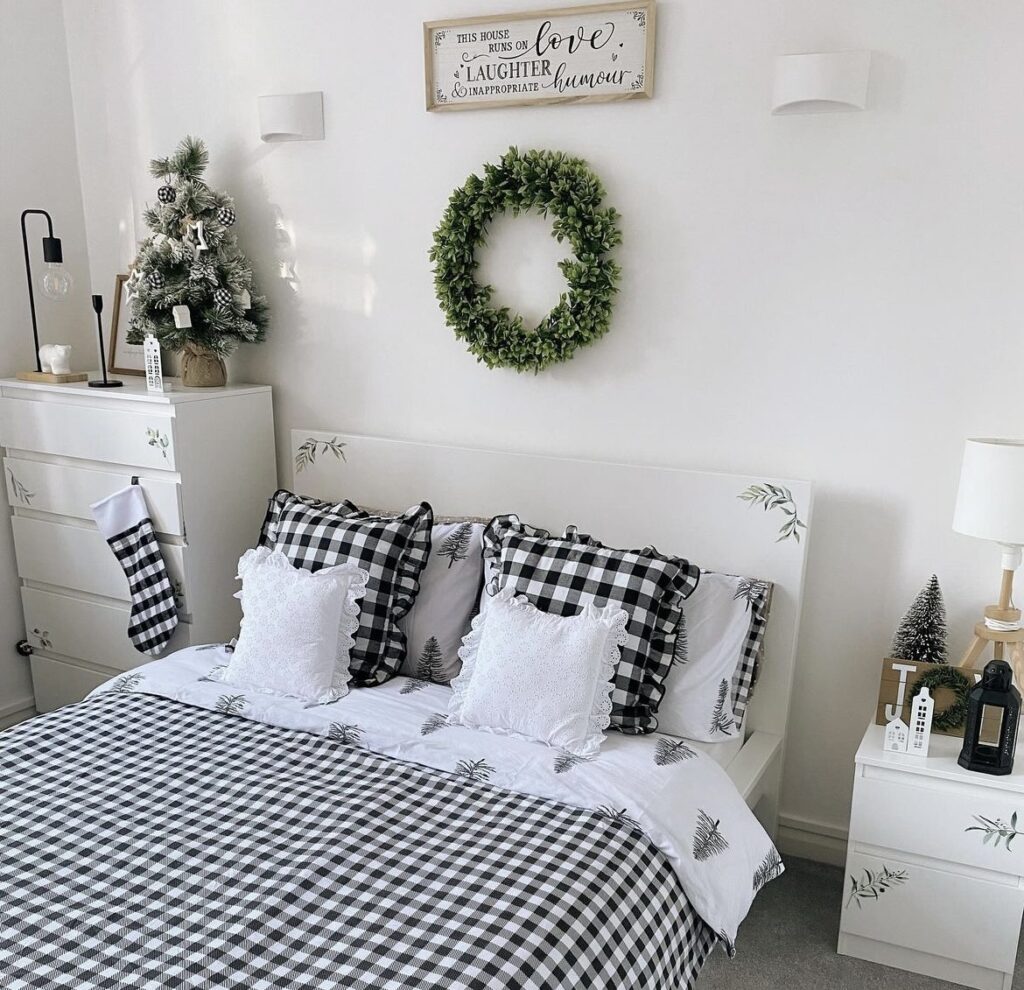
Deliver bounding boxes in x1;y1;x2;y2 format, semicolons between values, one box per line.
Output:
220;547;369;704
449;586;628;756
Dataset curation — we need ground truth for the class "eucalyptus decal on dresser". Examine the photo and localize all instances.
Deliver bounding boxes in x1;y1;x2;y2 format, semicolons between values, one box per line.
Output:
145;426;170;460
294;435;347;474
31;628;53;650
6;467;34;506
846;865;908;908
738;483;807;543
966;813;1022;850
430;147;622;373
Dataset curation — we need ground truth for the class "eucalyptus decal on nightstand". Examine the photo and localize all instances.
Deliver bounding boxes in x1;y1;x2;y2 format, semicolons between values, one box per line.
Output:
846;865;908;908
738;483;807;543
294;435;347;473
966;813;1022;850
31;628;52;650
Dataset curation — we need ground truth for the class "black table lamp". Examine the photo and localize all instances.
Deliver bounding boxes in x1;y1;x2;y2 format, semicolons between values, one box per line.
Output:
89;295;122;388
18;209;86;383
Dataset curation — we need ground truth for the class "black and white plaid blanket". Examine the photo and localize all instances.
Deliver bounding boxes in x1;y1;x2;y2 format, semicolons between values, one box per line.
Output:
0;694;716;989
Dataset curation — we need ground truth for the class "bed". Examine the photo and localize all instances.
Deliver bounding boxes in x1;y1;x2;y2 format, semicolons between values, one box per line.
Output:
0;433;812;989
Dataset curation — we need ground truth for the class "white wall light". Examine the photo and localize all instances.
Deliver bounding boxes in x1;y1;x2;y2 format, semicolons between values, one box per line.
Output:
771;51;871;115
258;92;325;142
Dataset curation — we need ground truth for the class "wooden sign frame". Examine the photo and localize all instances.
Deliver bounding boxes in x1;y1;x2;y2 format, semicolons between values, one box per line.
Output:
876;657;983;740
424;1;656;112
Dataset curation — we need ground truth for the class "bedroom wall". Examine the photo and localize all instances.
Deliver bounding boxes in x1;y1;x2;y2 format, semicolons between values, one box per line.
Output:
59;0;1024;858
0;0;92;726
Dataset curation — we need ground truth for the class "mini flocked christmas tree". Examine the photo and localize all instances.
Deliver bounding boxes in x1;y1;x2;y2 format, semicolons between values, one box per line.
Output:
126;136;268;385
890;574;948;664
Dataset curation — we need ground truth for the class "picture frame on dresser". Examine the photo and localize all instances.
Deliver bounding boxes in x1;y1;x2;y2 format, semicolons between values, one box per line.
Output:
0;377;277;712
108;273;144;376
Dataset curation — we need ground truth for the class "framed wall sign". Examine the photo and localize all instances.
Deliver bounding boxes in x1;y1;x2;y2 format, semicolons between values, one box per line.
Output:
424;1;655;112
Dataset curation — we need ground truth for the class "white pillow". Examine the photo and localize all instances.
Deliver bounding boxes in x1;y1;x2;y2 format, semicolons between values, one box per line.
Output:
449;586;627;756
656;572;769;742
399;521;484;684
214;547;368;704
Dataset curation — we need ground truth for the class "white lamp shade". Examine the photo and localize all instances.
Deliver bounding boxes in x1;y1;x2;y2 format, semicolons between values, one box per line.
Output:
953;438;1024;545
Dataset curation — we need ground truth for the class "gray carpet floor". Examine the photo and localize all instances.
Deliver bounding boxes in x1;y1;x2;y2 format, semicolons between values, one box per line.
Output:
698;857;1021;988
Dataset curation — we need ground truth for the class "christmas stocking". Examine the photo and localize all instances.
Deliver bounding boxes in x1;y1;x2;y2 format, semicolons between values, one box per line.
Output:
91;484;179;656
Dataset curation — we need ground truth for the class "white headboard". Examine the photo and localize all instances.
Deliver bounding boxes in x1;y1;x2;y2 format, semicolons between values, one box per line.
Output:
289;430;812;749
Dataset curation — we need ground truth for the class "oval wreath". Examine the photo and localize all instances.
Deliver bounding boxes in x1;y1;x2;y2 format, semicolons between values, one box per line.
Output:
911;665;972;732
429;147;622;373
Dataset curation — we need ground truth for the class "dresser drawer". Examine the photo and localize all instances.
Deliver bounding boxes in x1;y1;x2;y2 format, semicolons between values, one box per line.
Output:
12;516;189;612
30;655;111;712
852;771;1024;878
22;587;191;672
0;397;176;470
4;457;184;535
840;849;1024;973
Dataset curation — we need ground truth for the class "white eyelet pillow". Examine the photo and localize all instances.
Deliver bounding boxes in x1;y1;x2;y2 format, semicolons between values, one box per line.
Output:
449;586;627;756
212;547;368;704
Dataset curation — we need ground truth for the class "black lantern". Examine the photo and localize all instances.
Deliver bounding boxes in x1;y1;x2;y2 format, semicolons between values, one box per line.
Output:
958;660;1021;775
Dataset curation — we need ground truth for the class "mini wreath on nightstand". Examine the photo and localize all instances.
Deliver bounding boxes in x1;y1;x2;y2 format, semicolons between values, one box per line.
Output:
429;147;622;373
912;665;972;731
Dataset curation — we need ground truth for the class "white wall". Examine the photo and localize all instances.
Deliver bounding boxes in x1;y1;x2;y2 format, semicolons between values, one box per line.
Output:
0;0;92;722
60;0;1024;849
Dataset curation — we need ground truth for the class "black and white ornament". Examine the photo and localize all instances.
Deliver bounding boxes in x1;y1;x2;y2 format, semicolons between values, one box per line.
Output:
213;288;233;311
157;184;176;204
217;206;236;227
148;270;166;290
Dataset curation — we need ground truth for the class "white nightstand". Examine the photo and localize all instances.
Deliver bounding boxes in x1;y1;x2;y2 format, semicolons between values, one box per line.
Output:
839;723;1024;990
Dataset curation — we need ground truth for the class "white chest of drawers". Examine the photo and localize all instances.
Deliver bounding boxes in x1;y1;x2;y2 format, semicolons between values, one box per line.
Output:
838;723;1024;990
0;377;276;711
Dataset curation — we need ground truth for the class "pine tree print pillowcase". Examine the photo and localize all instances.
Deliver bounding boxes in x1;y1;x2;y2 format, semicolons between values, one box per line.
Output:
399;521;485;685
654;571;773;742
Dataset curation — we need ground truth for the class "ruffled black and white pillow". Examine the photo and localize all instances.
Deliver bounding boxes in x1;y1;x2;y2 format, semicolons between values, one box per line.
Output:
259;490;433;686
482;515;701;734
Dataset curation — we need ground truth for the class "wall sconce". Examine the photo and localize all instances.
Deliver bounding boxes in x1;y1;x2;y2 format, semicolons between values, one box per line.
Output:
771;51;872;115
258;92;324;142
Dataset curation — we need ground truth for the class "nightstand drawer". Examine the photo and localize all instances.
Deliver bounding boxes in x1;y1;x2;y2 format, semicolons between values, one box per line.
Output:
22;587;191;672
852;771;1024;878
840;850;1024;974
12;516;189;612
0;397;176;470
4;457;184;535
29;655;111;712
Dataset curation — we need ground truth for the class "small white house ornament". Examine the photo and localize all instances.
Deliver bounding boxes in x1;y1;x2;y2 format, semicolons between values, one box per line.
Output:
908;686;935;757
884;716;909;753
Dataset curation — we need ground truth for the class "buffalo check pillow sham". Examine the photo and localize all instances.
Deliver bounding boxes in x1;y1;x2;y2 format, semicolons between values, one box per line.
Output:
259;490;433;686
482;514;701;734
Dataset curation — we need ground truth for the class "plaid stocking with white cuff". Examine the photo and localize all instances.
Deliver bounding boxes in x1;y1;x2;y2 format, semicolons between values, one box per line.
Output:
91;484;179;656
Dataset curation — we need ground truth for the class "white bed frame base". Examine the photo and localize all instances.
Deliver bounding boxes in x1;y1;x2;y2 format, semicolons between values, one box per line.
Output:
289;431;812;837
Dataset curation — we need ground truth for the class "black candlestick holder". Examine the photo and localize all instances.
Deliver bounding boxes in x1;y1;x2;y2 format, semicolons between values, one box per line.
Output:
88;294;123;388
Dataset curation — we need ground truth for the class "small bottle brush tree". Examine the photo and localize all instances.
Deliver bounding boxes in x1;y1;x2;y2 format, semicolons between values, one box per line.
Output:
890;574;948;664
126;136;268;385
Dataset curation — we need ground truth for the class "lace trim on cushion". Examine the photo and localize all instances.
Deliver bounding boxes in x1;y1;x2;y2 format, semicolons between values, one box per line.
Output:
214;548;369;703
450;586;628;754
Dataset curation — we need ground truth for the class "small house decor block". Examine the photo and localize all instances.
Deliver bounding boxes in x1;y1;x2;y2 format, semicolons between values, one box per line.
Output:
908;687;934;757
884;717;909;753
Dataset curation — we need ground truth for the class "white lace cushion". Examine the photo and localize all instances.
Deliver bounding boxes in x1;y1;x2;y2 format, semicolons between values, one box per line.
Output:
216;547;368;704
449;586;628;757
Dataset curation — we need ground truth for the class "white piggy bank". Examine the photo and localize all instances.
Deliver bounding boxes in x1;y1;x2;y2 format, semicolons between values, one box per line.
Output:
39;344;72;375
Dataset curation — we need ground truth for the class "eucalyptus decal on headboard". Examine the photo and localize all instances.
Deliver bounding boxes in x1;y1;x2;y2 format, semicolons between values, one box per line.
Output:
429;147;622;373
738;483;807;543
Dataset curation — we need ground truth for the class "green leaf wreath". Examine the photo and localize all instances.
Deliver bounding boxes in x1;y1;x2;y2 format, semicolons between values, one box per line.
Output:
911;665;971;731
429;147;622;373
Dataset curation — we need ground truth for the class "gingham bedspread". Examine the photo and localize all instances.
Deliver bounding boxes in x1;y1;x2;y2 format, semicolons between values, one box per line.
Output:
0;693;716;989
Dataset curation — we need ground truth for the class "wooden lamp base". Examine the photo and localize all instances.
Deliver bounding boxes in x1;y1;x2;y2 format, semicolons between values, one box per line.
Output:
16;370;88;384
959;562;1024;684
